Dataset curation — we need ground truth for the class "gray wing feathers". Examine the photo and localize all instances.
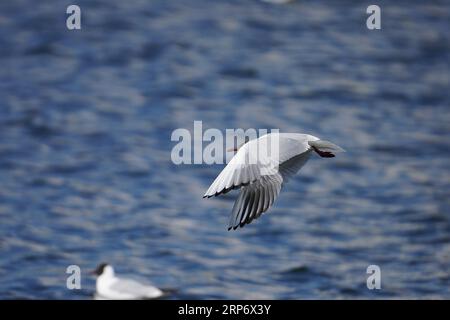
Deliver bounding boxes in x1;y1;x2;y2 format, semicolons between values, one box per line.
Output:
278;150;312;182
228;175;282;230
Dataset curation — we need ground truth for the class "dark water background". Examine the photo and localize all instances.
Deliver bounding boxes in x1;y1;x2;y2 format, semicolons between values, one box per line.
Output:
0;0;449;299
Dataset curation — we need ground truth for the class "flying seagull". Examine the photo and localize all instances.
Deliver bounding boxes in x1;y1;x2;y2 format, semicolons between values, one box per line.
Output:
92;263;168;300
203;133;344;230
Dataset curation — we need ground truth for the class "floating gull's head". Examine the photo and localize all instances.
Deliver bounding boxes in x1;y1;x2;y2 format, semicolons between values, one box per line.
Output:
93;263;114;277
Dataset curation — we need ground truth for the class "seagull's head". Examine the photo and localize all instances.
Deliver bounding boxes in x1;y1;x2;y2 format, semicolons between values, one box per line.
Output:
308;139;345;158
92;263;114;277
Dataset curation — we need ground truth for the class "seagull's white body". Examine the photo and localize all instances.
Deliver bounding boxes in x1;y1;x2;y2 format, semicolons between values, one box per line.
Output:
95;265;164;300
204;133;344;230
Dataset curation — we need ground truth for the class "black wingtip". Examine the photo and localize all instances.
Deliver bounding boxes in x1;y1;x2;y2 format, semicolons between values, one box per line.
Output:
227;225;241;231
204;181;254;200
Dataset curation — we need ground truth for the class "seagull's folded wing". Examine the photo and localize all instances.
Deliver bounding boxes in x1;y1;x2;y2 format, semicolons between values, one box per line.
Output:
110;279;163;299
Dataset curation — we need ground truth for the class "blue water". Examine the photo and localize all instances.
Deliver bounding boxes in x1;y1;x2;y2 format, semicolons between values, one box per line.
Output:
0;0;449;299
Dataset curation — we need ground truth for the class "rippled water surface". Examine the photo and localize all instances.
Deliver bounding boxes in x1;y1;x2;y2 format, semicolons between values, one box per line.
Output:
0;0;449;299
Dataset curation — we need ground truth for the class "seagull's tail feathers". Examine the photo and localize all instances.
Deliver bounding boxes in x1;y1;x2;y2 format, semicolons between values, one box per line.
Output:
144;288;178;300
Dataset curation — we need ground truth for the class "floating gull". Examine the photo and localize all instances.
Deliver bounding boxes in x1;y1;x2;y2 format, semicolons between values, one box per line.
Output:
93;263;166;300
204;133;344;230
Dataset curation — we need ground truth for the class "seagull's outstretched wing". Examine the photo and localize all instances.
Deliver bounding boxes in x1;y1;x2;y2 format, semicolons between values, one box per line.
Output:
227;150;312;230
203;140;274;198
204;134;309;198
